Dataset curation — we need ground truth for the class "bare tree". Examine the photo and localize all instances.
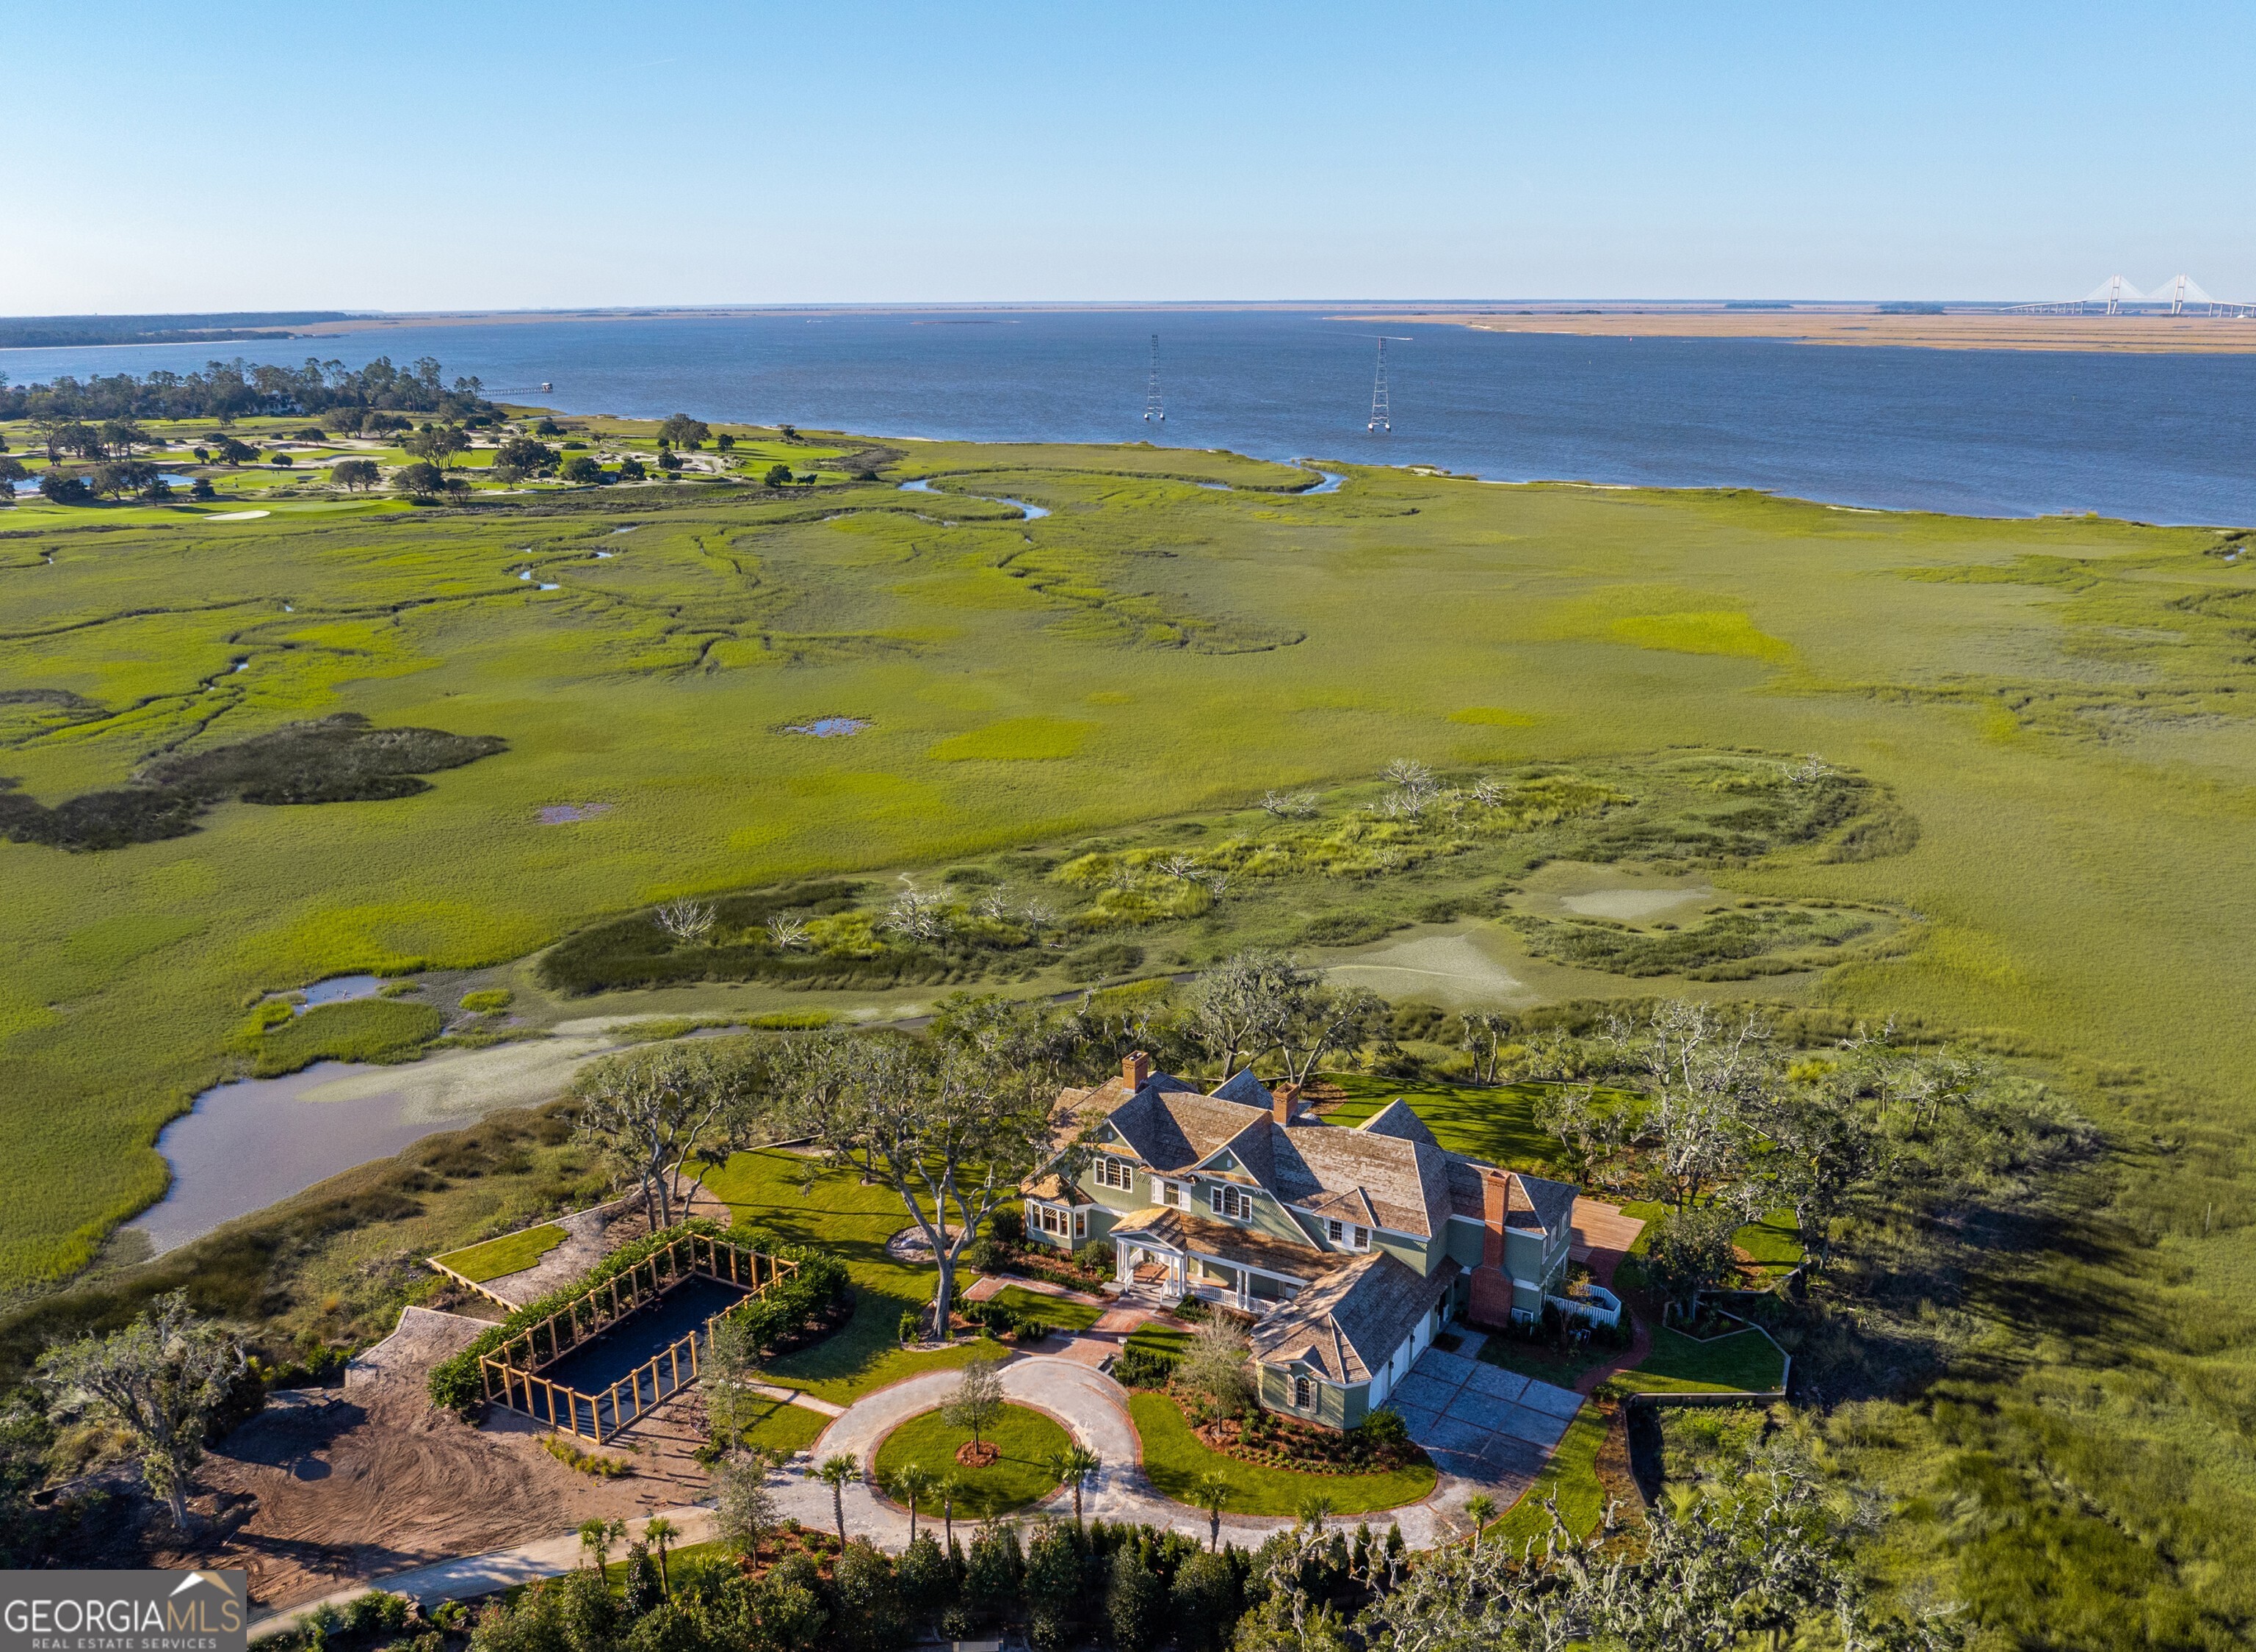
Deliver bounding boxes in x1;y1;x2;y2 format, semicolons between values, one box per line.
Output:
1019;895;1060;944
571;1043;745;1230
1179;1316;1257;1413
1158;852;1201;880
1259;789;1320;819
1274;984;1389;1085
37;1290;243;1533
654;899;716;945
1190;948;1306;1079
778;1007;1083;1338
1610;1001;1771;1211
1458;1010;1516;1084
1381;758;1442;817
883;888;952;942
766;914;810;952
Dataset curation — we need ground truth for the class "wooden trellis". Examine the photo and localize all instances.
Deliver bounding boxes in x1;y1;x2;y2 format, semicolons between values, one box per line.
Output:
478;1233;795;1443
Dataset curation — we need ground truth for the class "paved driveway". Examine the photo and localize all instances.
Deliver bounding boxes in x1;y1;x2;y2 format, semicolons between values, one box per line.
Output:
1387;1342;1581;1492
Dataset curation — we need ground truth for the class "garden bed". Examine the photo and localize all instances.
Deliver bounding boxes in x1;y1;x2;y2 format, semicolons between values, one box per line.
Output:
1130;1393;1436;1515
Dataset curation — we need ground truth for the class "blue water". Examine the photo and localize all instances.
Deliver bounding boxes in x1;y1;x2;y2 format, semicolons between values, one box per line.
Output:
9;310;2254;524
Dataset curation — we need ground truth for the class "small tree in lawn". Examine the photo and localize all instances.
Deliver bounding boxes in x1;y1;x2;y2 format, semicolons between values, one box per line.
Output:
942;1357;1005;1463
885;1461;934;1543
1044;1444;1102;1526
778;999;1085;1340
36;1289;242;1534
571;1041;748;1231
703;1310;757;1449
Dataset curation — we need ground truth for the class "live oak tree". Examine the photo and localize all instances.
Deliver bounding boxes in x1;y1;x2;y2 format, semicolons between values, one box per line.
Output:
778;1002;1085;1338
36;1290;243;1533
330;458;380;492
571;1042;750;1230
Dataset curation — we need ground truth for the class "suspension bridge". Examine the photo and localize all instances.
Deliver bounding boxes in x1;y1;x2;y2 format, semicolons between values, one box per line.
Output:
2007;275;2253;319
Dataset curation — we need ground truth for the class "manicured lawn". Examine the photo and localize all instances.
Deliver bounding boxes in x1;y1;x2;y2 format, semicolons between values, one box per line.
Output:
1129;1392;1436;1516
1491;1400;1608;1545
992;1284;1103;1335
872;1402;1069;1518
430;1222;566;1283
1319;1074;1559;1173
693;1148;1005;1405
733;1392;832;1456
1613;1326;1786;1395
1127;1322;1193;1359
1732;1211;1805;1273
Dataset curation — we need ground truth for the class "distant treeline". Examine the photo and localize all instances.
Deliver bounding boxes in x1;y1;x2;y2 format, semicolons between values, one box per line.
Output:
0;312;354;349
0;355;494;424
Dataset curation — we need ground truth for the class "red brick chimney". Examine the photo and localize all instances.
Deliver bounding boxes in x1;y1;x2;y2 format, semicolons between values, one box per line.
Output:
1271;1082;1301;1125
1123;1051;1152;1090
1467;1169;1521;1330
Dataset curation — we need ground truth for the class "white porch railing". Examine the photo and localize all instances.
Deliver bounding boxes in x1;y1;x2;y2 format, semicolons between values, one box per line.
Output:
1547;1283;1622;1328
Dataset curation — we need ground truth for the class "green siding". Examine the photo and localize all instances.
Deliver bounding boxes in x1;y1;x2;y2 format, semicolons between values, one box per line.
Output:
1259;1363;1363;1430
1445;1217;1486;1269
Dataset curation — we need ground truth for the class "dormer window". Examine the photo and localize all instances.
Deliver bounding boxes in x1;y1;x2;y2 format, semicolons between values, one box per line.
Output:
1208;1184;1252;1220
1094;1156;1135;1192
1325;1219;1368;1250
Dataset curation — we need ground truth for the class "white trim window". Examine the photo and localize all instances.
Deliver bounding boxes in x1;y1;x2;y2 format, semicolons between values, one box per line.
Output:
1093;1156;1135;1192
1324;1218;1368;1251
1034;1203;1069;1238
1292;1374;1315;1409
1208;1184;1253;1220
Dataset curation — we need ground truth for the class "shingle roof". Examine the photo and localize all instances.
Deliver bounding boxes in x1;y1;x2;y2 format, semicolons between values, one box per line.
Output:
1249;1252;1460;1385
1108;1206;1348;1285
1271;1125;1452;1238
1356;1098;1439;1148
1443;1161;1580;1239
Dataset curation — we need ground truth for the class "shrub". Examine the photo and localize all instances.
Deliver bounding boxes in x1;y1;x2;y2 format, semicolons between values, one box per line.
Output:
540;1435;632;1477
459;989;513;1013
1110;1347;1180;1389
989;1205;1024;1246
1355;1407;1409;1449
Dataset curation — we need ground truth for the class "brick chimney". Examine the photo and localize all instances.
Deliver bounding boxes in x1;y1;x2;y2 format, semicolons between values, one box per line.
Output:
1467;1168;1521;1330
1271;1082;1301;1125
1123;1051;1152;1090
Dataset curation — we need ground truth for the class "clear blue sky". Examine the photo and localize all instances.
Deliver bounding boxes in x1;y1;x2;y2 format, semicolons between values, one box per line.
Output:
10;1;2252;312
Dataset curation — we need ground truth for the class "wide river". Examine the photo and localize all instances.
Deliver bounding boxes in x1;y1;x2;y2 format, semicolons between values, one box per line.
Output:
7;308;2255;524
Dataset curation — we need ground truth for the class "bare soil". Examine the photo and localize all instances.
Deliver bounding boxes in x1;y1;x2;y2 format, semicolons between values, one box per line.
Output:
84;1343;715;1612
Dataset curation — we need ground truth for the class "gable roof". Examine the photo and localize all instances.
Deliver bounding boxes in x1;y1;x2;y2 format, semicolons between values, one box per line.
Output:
1444;1161;1581;1240
1356;1098;1439;1148
1250;1251;1459;1385
1271;1123;1452;1238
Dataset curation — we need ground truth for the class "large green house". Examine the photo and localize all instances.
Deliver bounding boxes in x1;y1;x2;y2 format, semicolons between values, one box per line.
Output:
1025;1054;1580;1430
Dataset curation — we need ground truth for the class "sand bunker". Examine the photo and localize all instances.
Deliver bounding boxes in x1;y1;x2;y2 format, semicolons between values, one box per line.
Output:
1324;932;1530;1007
200;510;270;521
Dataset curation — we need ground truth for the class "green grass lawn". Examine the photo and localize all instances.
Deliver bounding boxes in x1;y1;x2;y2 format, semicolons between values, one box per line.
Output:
1490;1400;1609;1546
731;1392;833;1457
872;1402;1069;1518
1318;1074;1558;1173
991;1284;1103;1336
1126;1322;1193;1358
693;1148;1004;1404
430;1222;566;1283
1128;1392;1436;1516
1612;1326;1787;1395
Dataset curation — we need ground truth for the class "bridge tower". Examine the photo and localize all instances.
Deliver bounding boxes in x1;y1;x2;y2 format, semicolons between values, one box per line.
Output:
1143;335;1163;423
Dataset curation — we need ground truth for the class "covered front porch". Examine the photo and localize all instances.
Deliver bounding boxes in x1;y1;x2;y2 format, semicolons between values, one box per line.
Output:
1112;1234;1309;1314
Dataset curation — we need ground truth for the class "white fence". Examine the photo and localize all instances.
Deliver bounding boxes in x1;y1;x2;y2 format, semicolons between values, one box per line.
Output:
1547;1283;1622;1328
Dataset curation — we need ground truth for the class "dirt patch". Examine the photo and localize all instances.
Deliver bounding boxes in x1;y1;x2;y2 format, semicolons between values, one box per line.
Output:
955;1440;1000;1468
101;1315;717;1612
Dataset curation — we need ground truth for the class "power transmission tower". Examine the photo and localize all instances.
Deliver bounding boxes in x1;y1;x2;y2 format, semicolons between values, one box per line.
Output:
1143;334;1164;422
1367;338;1391;432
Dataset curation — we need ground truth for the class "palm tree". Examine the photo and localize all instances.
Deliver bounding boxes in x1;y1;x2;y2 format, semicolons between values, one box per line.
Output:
1193;1471;1232;1551
934;1471;963;1553
1461;1493;1496;1553
1044;1445;1102;1527
816;1453;860;1551
643;1515;678;1596
1295;1492;1335;1537
578;1515;625;1573
888;1462;936;1543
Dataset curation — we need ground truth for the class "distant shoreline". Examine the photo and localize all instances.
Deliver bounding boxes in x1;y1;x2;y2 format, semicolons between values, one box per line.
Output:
1355;308;2256;355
